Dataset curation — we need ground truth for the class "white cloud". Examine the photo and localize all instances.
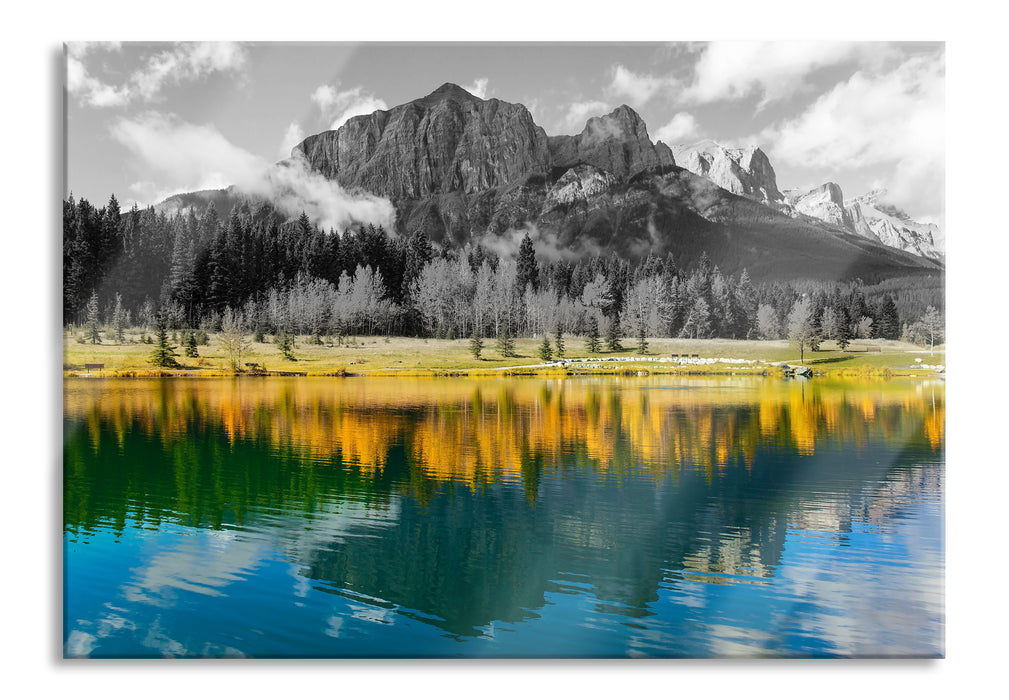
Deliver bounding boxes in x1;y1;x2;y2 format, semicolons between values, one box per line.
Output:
67;42;247;108
762;53;944;220
685;41;889;106
111;113;395;232
608;64;677;105
279;121;305;158
563;100;610;132
462;77;489;99
111;113;264;195
655;112;699;145
130;42;247;102
311;83;388;131
66;41;121;60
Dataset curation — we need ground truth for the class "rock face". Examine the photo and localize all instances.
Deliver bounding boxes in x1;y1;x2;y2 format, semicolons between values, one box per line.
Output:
293;83;551;199
225;82;942;282
844;190;943;260
547;105;675;180
672;140;785;208
785;183;854;230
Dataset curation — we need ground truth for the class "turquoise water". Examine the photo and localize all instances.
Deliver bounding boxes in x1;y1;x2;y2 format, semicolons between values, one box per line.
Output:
63;376;944;657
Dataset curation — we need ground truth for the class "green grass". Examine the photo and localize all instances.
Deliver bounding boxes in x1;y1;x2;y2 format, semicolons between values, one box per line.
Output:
63;328;944;378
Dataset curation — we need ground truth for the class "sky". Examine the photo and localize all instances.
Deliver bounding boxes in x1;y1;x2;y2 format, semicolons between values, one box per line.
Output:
66;41;945;227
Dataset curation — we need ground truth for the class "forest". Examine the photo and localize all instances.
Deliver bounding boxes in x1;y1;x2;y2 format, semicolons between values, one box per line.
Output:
63;193;945;347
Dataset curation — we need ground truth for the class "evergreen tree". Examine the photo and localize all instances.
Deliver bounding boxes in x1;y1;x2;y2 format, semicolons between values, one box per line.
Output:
184;332;199;358
554;326;565;358
834;300;851;350
538;335;553;362
276;328;295;361
516;233;538;294
585;315;601;353
496;325;517;358
111;292;127;344
149;313;180;368
636;323;648;354
605;316;623;352
85;290;101;344
469;326;484;360
877;295;900;340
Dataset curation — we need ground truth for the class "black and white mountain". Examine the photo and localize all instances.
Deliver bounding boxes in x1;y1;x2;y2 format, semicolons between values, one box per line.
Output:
160;83;942;282
672;138;943;261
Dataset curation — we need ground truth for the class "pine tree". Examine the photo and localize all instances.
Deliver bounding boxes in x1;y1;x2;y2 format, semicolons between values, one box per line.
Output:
636;323;648;354
85;290;101;344
496;325;517;358
516;233;538;294
585;315;601;353
538;335;553;362
276;328;295;361
554;327;565;358
834;301;851;351
469;325;484;360
877;295;900;340
184;332;199;358
605;316;623;352
149;313;180;368
112;292;126;344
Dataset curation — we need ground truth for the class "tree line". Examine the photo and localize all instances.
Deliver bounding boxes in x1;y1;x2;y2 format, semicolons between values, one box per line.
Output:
64;194;943;347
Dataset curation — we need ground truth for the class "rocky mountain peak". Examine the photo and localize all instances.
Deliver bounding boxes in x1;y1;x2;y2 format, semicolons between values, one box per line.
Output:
292;83;549;200
416;82;485;106
548;104;674;179
844;188;943;259
672;140;784;206
784;182;853;230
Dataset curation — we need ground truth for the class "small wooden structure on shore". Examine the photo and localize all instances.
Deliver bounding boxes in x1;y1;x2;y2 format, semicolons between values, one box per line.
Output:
84;363;104;372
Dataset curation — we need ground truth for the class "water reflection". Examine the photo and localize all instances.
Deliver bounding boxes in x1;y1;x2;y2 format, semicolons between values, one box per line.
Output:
64;376;944;657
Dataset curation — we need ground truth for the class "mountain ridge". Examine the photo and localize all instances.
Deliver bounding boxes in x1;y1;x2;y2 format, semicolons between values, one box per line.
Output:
159;83;942;283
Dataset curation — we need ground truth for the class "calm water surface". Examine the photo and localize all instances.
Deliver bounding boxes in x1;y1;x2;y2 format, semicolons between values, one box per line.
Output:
63;375;944;658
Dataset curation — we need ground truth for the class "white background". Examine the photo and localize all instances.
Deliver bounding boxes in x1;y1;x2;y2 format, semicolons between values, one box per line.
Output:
1;1;1003;697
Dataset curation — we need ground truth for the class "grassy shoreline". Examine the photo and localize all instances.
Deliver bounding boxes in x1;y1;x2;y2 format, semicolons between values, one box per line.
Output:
63;330;945;379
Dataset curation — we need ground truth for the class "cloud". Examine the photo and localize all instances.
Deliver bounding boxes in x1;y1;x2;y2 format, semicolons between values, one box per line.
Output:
111;113;395;232
563;100;610;132
684;41;889;106
608;64;677;105
462;77;489;99
279;121;305;158
131;42;247;102
66;42;121;60
480;223;603;262
655;112;699;145
111;113;263;196
312;83;388;131
67;41;247;108
253;155;396;233
761;52;944;220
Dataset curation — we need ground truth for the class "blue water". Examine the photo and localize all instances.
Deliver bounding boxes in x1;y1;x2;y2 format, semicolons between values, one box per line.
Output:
63;376;944;658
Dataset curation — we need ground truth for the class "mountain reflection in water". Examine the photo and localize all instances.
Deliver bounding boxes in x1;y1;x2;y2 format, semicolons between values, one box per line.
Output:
63;376;944;658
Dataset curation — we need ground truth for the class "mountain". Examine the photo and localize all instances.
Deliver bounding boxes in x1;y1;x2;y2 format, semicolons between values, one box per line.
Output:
845;190;944;260
161;83;941;283
671;140;787;210
784;183;854;231
672;139;944;262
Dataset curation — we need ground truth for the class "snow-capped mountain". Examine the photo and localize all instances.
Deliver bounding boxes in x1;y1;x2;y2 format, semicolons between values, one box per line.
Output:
784;183;854;231
673;139;943;261
671;140;788;211
844;190;943;260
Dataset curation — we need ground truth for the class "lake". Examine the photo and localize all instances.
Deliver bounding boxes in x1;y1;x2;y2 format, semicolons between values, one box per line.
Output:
63;375;944;658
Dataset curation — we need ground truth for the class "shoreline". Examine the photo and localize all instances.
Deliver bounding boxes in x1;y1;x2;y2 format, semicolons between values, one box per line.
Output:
63;333;946;380
64;357;946;380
